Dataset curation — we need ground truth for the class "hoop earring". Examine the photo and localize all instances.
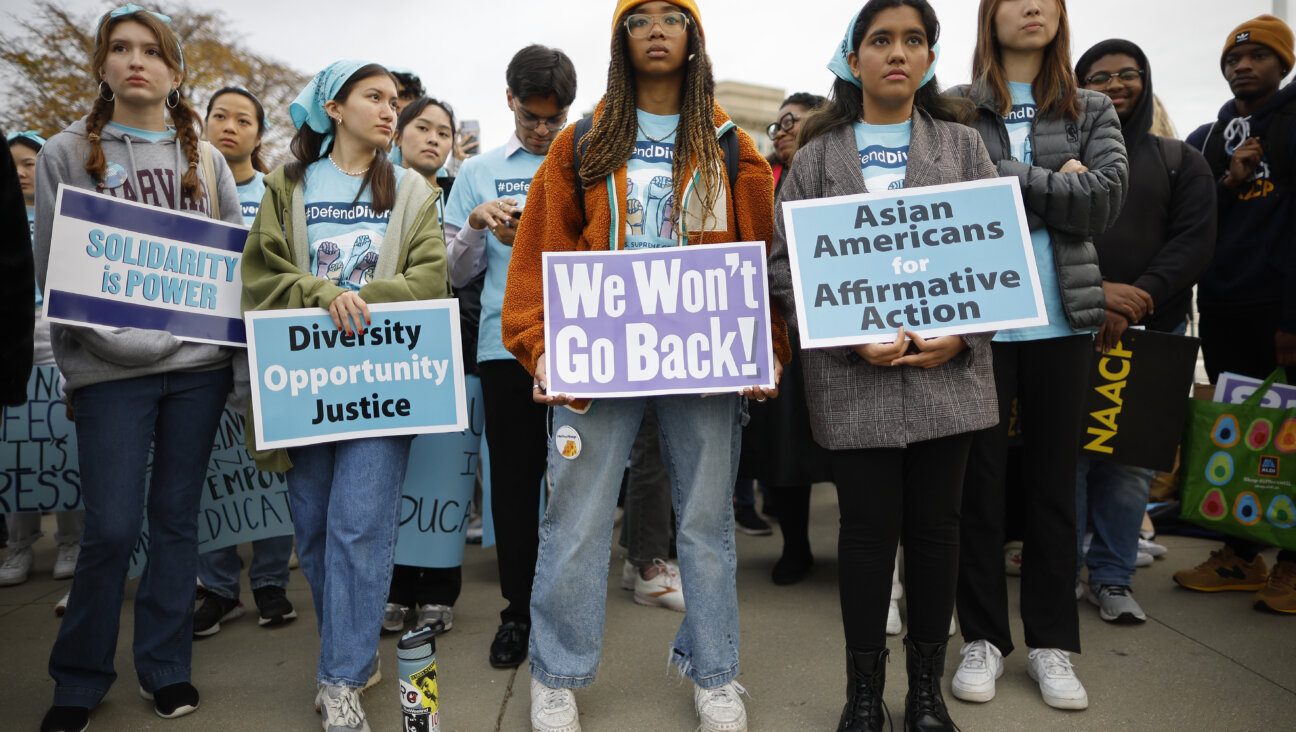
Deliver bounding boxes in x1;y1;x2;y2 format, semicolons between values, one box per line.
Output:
166;89;180;109
98;81;115;102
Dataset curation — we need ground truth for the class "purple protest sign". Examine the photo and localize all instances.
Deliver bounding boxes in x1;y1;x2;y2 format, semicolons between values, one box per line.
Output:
542;242;776;398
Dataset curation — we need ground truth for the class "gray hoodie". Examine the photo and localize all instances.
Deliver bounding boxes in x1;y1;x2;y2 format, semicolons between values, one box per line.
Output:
33;116;243;393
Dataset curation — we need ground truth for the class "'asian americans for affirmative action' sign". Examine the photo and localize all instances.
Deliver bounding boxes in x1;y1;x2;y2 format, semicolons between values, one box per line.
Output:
245;300;468;450
542;242;776;399
43;185;250;346
781;177;1046;348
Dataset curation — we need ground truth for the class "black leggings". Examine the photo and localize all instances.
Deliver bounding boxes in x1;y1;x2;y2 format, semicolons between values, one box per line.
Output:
479;359;549;625
833;432;973;651
958;336;1091;656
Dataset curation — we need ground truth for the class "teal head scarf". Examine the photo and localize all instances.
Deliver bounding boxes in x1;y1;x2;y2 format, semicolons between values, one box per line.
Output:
7;130;46;148
827;8;940;91
289;60;370;157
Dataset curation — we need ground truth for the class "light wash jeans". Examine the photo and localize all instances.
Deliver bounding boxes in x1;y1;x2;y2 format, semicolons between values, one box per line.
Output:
287;435;411;688
49;367;232;707
196;535;294;600
1076;455;1152;587
530;394;743;690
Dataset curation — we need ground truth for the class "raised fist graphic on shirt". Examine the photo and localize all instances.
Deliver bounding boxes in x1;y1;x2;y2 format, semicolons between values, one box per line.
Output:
316;241;340;278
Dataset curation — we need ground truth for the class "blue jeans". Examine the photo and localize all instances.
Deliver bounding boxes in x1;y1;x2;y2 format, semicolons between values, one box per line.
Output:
196;535;294;600
287;435;411;688
1076;455;1152;587
49;367;232;707
530;395;743;690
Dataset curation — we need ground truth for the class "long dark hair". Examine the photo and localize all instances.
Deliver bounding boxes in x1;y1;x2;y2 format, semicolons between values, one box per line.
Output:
801;0;968;148
206;87;268;173
580;8;724;236
285;64;398;214
973;0;1080;120
396;97;457;141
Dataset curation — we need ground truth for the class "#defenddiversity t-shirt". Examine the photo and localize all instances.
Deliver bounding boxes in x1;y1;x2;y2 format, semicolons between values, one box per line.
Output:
625;110;680;250
304;161;407;291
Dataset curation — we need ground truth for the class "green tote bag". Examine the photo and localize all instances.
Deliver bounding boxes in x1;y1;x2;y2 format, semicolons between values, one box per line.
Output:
1180;368;1296;551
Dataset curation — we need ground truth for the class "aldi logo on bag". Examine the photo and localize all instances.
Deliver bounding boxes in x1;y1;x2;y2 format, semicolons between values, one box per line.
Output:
1259;456;1279;477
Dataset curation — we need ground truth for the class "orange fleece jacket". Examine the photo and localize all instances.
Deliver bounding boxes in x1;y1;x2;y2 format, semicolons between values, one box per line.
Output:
501;101;791;376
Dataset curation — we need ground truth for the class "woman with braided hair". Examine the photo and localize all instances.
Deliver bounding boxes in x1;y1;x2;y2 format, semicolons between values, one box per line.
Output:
32;5;242;731
501;2;789;730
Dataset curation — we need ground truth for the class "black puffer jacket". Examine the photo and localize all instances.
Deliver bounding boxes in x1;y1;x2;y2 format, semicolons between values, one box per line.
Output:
947;84;1128;332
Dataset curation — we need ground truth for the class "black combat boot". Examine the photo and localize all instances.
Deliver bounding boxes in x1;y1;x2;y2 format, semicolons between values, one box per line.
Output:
904;637;956;731
838;647;889;731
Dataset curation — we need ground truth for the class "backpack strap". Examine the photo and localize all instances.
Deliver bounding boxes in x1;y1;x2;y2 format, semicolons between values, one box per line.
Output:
1157;135;1184;191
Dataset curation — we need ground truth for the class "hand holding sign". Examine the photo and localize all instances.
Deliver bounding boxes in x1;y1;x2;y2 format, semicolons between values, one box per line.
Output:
330;291;371;336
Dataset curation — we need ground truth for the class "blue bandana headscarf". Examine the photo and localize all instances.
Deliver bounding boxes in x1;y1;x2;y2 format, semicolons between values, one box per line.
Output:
290;60;370;156
98;4;184;72
827;8;940;91
7;130;46;148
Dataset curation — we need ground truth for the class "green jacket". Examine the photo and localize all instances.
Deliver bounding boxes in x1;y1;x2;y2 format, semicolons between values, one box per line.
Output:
241;166;449;471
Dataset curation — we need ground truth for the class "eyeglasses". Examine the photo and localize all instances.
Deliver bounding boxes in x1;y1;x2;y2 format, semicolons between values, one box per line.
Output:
513;105;568;133
624;12;689;39
766;112;801;141
1082;69;1144;87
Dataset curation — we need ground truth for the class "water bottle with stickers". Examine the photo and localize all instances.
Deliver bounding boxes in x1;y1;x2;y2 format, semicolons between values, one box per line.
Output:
397;626;440;732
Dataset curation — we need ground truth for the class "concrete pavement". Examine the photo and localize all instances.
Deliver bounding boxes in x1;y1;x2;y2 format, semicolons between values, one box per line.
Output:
3;488;1295;731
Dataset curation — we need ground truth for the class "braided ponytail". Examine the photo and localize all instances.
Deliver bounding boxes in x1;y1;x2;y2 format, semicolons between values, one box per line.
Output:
579;30;639;188
83;94;114;184
672;19;723;238
168;92;203;201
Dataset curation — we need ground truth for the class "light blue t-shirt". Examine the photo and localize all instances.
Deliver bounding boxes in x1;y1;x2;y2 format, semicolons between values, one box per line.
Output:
236;170;266;226
107;121;174;143
994;81;1076;342
854;120;911;192
444;141;546;363
303;161;407;291
625;111;679;250
29;206;41;307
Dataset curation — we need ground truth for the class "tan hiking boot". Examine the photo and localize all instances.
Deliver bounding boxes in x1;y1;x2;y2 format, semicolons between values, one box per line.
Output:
1253;560;1296;614
1173;546;1268;592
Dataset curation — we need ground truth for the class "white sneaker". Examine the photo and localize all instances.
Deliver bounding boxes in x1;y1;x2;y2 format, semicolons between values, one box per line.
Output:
55;590;70;617
694;680;748;732
620;559;635;591
53;543;80;579
317;684;371;731
382;603;408;633
1026;648;1088;710
948;613;957;638
0;546;34;586
1138;537;1167;558
951;639;1003;703
886;599;902;635
1004;541;1023;576
530;676;580;732
1135;551;1154;568
633;559;685;612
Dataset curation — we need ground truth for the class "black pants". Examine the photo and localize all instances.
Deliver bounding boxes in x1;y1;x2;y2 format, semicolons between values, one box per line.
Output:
479;359;549;625
388;565;462;607
958;336;1091;656
833;433;973;651
1199;307;1296;564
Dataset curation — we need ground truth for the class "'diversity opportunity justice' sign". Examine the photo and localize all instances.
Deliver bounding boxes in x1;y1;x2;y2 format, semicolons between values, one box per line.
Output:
245;301;467;449
43;185;250;346
542;242;776;398
781;178;1046;347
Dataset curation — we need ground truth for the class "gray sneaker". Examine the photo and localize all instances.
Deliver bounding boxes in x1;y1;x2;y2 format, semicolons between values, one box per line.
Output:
317;685;370;732
382;603;409;633
415;603;453;634
1088;584;1146;624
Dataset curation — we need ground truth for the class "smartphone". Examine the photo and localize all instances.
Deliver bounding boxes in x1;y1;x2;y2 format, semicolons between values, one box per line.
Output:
510;208;522;221
459;120;481;157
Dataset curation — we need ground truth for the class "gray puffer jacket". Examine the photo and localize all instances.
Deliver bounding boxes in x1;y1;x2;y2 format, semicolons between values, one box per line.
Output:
947;84;1128;332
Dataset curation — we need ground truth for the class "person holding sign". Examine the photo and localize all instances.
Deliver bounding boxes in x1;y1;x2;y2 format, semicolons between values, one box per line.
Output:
947;0;1127;713
239;60;449;732
191;87;297;637
32;6;243;731
501;2;788;730
768;3;997;730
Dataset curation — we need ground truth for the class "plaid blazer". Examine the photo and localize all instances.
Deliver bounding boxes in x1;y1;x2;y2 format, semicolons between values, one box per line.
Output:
768;110;1001;450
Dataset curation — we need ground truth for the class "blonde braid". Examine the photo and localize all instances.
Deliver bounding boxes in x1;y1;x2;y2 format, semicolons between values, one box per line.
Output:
168;89;203;202
579;30;639;188
672;21;723;238
83;95;114;184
